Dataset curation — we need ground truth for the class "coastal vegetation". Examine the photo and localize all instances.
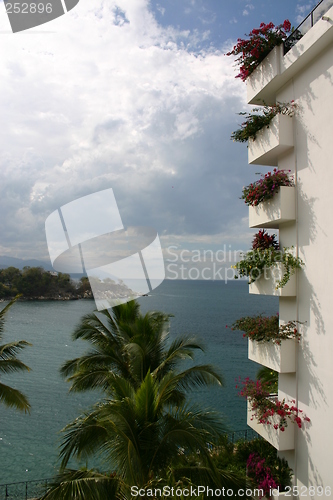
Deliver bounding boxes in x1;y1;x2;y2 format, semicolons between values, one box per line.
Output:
0;266;91;300
0;297;31;413
41;301;251;499
212;436;292;497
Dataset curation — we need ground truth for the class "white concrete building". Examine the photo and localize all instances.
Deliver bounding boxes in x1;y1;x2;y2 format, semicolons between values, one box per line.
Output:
244;1;333;496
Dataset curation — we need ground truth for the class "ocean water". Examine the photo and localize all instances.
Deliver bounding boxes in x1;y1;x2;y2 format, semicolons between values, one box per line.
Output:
0;279;278;484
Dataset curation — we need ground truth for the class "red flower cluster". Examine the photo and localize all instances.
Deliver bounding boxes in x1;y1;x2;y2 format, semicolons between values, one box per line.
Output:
229;313;302;345
242;169;294;206
252;229;279;250
247;453;278;499
238;378;310;430
226;21;292;81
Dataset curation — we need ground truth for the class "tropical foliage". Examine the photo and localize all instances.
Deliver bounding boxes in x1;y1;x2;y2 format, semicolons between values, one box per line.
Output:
256;367;278;394
60;300;221;397
42;301;248;499
0;297;31;413
210;437;292;497
0;266;91;299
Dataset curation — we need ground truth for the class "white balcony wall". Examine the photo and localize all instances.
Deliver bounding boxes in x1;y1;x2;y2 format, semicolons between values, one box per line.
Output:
245;4;333;492
248;115;293;166
248;338;296;373
247;400;295;451
249;186;296;229
249;264;297;297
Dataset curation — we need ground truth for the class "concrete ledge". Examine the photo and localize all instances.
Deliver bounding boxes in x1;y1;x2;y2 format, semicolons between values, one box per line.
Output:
249;264;297;297
248;338;296;373
249;186;296;228
247;400;295;451
248;115;294;167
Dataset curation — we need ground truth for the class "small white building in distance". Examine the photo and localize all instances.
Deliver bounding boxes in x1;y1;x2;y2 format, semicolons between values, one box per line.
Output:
244;0;333;496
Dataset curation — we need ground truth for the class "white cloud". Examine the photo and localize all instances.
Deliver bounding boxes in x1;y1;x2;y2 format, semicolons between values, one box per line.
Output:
296;2;315;23
243;4;254;16
0;0;249;261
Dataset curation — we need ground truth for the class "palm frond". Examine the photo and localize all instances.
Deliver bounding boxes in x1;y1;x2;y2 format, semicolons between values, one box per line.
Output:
0;358;31;374
0;340;32;359
173;365;224;391
0;383;31;412
60;410;109;468
41;468;120;500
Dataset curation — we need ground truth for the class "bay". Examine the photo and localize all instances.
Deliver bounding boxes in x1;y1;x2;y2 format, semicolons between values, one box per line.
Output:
0;279;278;484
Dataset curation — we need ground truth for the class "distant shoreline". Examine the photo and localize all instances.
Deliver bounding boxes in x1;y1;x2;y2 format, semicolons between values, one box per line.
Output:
0;294;94;303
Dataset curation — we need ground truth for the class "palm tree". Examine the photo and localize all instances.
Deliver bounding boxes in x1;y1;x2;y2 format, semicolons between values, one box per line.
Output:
0;297;31;413
60;301;223;400
41;302;250;499
43;372;247;499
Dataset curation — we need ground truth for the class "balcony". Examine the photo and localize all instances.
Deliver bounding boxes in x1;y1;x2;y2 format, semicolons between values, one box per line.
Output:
284;0;333;55
249;186;296;229
247;45;282;105
248;114;294;166
248;338;296;373
247;400;295;451
247;4;333;105
249;264;296;297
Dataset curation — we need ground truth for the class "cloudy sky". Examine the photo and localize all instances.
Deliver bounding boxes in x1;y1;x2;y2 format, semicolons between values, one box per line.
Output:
0;0;318;266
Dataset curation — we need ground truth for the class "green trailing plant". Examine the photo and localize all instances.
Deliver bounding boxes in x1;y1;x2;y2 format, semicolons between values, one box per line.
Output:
241;169;294;207
232;231;304;289
226;20;292;81
231;102;296;143
229;313;302;345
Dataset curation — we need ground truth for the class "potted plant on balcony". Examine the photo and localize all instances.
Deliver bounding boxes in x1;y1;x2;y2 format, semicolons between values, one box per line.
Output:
238;377;310;431
230;314;301;345
231;103;297;143
226;20;292;81
232;230;304;290
230;314;302;372
241;169;294;207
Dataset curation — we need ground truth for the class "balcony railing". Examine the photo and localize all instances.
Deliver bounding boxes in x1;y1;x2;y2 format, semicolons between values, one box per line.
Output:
0;478;52;500
284;0;333;54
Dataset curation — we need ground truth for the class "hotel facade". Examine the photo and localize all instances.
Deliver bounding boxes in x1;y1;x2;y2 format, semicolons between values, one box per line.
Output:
243;1;333;495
